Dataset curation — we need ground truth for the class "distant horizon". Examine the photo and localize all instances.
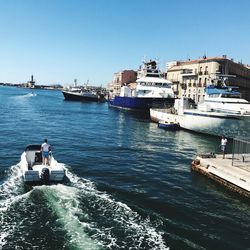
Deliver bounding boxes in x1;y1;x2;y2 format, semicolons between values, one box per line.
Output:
2;53;248;87
0;0;249;86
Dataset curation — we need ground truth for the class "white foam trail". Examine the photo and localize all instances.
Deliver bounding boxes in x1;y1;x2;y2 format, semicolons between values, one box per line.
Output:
38;184;102;250
9;93;37;102
0;163;24;211
65;168;169;250
0;191;31;246
0;160;28;247
24;92;37;97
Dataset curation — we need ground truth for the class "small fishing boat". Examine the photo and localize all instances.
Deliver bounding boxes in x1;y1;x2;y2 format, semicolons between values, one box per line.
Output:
20;145;66;184
62;88;105;102
158;120;179;130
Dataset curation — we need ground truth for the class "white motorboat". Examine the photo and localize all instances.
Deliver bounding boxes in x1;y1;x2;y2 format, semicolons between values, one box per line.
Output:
20;145;66;184
150;96;250;139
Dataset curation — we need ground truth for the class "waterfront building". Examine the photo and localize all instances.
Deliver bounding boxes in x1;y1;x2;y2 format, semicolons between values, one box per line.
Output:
166;55;250;102
108;70;137;96
21;74;36;88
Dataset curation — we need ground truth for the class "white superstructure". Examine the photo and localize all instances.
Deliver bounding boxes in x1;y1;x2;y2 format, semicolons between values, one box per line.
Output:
199;85;250;115
135;60;174;98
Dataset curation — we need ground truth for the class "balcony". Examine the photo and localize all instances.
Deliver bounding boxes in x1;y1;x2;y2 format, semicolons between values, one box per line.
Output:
181;69;197;76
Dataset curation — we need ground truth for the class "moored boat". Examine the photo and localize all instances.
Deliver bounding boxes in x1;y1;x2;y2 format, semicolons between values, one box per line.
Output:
62;87;105;102
108;60;175;112
158;120;180;130
150;93;250;139
20;145;66;184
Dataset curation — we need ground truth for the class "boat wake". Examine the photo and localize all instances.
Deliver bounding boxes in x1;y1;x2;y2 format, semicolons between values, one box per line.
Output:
0;163;169;250
0;162;28;247
63;170;169;249
11;92;37;100
0;163;25;211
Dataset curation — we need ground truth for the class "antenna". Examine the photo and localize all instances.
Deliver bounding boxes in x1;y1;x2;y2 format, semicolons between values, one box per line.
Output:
203;51;207;59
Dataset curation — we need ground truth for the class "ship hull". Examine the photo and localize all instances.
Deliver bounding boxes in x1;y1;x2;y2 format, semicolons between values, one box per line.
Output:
62;91;102;102
108;96;175;112
150;108;250;139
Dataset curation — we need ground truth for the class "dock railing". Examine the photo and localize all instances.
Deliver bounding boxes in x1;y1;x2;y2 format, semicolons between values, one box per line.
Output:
232;138;250;167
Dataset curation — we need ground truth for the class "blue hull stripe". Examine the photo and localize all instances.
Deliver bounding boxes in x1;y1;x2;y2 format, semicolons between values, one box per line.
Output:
184;111;240;120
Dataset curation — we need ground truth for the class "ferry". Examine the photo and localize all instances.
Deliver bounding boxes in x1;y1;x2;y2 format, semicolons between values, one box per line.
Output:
108;60;175;112
150;85;250;139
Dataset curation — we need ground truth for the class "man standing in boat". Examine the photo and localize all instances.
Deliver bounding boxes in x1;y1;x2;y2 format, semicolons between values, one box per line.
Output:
221;135;227;159
41;139;51;165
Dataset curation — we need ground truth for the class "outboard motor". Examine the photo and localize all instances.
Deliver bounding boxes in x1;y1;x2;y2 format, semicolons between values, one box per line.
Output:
41;168;50;183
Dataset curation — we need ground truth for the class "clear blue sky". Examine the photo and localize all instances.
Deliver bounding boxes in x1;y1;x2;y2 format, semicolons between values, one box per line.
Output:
0;0;249;86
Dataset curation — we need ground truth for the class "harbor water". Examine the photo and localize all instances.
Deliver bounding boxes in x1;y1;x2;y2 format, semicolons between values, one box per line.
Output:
0;86;250;250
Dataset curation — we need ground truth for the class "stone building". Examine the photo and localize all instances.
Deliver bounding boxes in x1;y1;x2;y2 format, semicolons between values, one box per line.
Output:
108;70;137;96
166;55;250;102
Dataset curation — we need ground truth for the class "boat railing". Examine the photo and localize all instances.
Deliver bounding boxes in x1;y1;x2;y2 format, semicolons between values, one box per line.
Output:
232;138;250;167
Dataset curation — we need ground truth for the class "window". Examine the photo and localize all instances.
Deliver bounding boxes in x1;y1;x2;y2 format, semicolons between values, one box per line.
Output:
204;66;208;75
204;78;207;87
199;67;202;75
198;78;202;87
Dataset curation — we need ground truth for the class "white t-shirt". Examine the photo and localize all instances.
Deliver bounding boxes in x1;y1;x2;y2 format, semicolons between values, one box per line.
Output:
221;138;227;146
41;142;50;152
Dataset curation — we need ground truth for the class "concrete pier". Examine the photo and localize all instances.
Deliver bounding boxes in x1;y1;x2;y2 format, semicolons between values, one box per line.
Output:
191;154;250;198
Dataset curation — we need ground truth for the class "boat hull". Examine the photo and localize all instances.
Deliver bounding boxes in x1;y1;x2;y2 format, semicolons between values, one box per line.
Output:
108;96;175;112
158;121;179;130
62;91;103;102
150;108;250;139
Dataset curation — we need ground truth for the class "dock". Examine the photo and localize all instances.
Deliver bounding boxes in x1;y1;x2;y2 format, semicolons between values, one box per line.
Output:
191;154;250;198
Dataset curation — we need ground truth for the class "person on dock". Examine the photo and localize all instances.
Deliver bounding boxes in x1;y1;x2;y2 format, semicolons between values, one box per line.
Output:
41;139;51;165
221;135;227;159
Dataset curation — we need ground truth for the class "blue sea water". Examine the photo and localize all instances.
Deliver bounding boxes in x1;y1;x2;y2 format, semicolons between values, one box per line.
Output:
0;86;250;250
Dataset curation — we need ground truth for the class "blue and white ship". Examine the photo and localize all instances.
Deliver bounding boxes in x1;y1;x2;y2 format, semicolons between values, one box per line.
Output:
150;84;250;139
199;85;250;115
108;60;175;112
